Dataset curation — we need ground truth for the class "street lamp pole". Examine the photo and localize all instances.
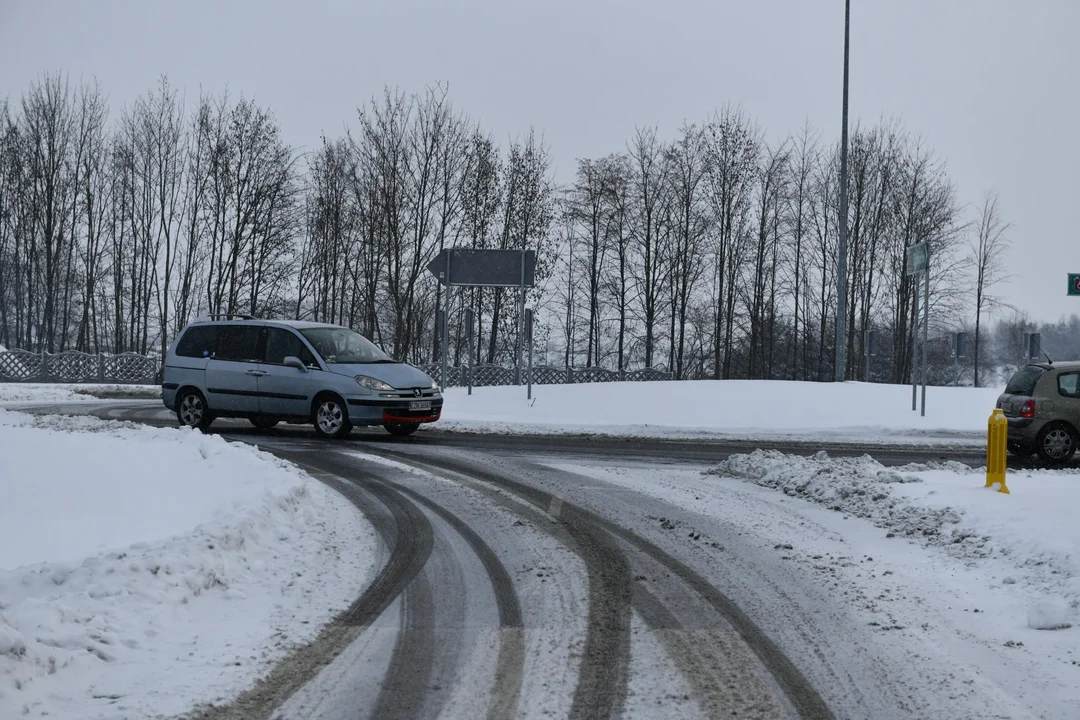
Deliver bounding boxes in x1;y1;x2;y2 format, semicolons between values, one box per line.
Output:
834;0;852;382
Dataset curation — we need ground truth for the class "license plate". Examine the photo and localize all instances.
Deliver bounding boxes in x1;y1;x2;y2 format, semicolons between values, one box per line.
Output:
409;400;432;411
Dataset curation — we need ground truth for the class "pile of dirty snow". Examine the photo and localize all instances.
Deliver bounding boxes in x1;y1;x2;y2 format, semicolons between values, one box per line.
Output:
0;409;376;719
708;450;1080;627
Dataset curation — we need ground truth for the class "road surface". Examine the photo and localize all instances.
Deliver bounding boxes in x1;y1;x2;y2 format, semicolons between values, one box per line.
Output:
16;402;1020;719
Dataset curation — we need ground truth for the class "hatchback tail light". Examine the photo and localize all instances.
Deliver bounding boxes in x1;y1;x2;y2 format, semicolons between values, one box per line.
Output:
1019;399;1036;419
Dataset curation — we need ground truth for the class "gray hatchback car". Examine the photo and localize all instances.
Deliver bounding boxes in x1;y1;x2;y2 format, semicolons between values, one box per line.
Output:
162;317;442;438
996;361;1080;463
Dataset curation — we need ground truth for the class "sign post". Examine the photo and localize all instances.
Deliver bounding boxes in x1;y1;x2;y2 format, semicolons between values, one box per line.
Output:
465;307;474;396
906;243;930;416
441;253;451;393
428;248;537;394
524;308;534;400
1068;274;1080;297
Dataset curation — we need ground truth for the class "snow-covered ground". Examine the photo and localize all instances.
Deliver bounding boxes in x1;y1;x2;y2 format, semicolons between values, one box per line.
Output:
0;410;377;720
0;383;160;404
550;452;1080;718
438;379;1001;445
2;378;1004;446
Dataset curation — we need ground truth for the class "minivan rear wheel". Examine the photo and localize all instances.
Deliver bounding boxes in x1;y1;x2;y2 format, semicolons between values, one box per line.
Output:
312;395;352;439
1036;423;1077;464
177;390;214;432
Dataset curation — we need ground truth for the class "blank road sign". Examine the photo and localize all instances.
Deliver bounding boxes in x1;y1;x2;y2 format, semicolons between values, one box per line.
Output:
1069;274;1080;296
906;243;929;276
428;248;537;287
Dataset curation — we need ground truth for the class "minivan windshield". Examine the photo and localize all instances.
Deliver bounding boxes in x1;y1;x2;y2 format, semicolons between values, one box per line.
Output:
1004;365;1045;396
300;327;395;364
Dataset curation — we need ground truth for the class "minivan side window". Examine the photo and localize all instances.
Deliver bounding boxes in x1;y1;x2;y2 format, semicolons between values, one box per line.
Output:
175;325;219;358
214;325;262;362
264;328;317;366
1058;372;1080;399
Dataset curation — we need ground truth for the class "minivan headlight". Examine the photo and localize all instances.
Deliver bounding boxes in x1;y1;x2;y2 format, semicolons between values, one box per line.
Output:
356;375;394;391
430;381;441;392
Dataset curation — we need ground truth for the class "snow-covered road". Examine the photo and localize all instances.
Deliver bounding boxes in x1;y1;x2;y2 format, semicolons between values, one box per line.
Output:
4;382;1077;719
549;452;1080;719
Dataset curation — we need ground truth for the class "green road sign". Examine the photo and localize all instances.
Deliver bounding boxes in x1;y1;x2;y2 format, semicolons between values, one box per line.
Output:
1070;274;1080;296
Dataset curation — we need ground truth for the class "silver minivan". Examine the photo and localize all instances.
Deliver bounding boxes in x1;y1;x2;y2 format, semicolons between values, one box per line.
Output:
162;317;442;438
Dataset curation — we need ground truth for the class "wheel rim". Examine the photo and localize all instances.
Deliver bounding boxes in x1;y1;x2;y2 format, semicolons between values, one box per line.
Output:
317;400;344;435
1043;429;1073;460
180;395;203;426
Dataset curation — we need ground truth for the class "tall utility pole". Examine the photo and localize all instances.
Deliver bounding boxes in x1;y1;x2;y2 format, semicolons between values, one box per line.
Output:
834;0;852;382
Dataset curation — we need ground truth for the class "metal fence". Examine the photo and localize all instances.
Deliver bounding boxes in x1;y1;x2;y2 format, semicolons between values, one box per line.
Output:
417;363;670;387
0;349;664;387
0;349;160;384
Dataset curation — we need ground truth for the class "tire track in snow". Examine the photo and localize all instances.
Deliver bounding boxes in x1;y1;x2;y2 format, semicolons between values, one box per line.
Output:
181;450;434;720
371;447;834;720
361;447;635;720
388;482;525;720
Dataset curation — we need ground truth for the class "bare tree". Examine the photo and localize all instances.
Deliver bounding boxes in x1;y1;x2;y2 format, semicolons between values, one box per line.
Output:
785;121;818;379
627;126;671;369
968;190;1012;387
665;123;710;379
702;106;758;378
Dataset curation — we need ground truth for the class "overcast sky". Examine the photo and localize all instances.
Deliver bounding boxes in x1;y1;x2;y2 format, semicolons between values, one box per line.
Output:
1;0;1076;323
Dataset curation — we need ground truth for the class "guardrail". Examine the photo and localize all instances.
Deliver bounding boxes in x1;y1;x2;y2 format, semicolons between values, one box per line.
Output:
416;363;670;387
0;349;160;384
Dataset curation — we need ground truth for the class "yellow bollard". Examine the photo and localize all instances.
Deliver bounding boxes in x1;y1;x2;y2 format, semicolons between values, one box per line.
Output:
985;408;1010;494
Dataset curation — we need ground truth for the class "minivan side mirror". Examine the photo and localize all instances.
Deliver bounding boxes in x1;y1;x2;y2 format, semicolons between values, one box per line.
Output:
283;356;308;372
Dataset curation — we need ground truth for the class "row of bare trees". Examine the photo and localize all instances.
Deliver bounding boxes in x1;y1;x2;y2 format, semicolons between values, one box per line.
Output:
0;74;298;357
553;107;992;383
1;73;1016;385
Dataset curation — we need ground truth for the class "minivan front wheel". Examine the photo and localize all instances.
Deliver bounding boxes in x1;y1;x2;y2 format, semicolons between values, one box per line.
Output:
313;395;352;439
1037;423;1077;464
177;390;214;432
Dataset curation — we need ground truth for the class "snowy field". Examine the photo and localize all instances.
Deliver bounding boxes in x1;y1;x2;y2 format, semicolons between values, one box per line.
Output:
0;410;377;720
551;452;1080;718
438;379;1002;445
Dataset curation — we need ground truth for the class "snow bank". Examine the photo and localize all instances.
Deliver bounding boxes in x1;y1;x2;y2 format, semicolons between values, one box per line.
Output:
0;410;377;719
0;383;160;404
709;450;1080;609
438;379;1001;444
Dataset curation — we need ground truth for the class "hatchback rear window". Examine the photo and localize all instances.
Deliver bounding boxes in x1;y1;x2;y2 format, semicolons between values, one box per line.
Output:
1005;365;1045;396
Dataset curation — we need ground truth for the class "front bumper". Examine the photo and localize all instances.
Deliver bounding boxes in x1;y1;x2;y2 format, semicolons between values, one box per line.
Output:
345;397;444;425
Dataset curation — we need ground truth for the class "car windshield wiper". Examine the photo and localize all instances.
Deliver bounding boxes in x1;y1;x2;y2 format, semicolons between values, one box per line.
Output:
365;358;400;364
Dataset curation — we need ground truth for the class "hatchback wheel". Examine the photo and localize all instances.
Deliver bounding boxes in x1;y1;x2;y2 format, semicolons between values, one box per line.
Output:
383;422;420;437
1037;423;1077;464
1007;441;1036;458
313;395;352;439
177;390;214;431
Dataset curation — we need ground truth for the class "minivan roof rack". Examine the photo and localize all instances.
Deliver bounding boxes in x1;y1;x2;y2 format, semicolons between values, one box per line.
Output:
206;313;256;321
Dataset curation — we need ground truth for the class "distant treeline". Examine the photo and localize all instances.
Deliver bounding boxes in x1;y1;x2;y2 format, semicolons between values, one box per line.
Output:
0;73;1032;386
